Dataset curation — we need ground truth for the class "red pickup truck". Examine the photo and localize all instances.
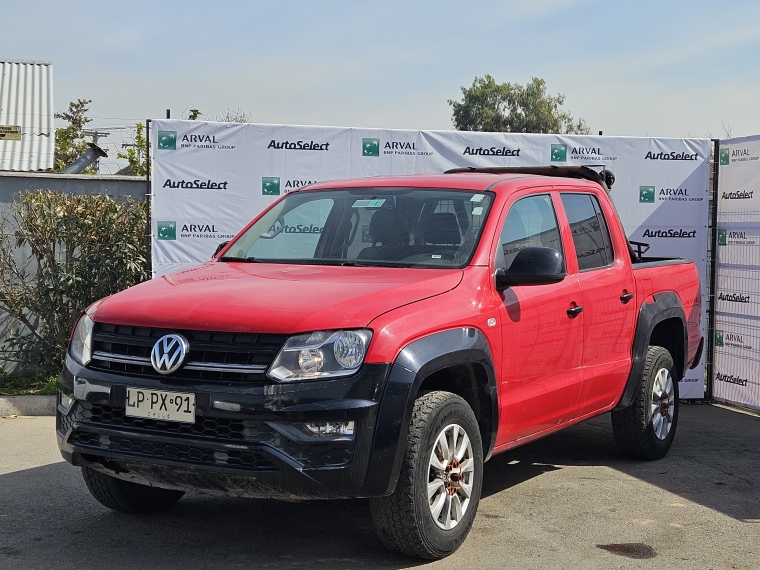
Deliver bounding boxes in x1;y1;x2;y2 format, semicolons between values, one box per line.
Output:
57;166;702;559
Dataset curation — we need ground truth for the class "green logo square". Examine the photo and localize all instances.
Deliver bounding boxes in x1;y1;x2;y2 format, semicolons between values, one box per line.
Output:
362;138;380;157
157;221;176;240
718;229;727;246
639;186;655;203
715;330;724;347
550;144;567;162
157;131;177;150
719;148;730;166
262;177;280;195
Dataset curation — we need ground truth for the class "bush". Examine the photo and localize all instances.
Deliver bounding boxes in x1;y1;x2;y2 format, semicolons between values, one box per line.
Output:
0;190;148;375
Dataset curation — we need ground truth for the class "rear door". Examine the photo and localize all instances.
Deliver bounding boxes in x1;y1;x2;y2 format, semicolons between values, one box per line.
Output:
495;191;585;443
558;190;636;417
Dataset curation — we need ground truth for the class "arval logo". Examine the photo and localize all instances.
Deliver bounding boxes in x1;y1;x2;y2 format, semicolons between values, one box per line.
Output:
550;144;567;162
718;229;727;246
715;330;724;347
157;221;176;241
720;148;730;166
362;138;380;157
157;131;177;150
639;186;655;203
262;177;281;196
150;334;188;375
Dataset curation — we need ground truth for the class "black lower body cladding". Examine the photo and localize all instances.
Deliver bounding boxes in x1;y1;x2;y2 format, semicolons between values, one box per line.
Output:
57;355;397;499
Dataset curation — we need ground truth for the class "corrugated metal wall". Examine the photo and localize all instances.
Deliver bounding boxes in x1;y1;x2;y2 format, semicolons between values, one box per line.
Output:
0;60;54;171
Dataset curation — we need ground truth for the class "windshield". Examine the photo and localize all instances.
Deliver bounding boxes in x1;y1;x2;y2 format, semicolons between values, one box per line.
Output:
221;187;494;268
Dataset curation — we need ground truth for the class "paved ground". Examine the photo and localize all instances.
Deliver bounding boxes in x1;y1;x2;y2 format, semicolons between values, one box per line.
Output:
1;404;758;570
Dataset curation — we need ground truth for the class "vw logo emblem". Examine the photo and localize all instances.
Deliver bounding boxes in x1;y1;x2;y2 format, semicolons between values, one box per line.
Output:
150;334;189;375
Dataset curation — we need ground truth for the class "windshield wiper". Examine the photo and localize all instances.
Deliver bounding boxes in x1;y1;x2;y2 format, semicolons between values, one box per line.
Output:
218;256;261;263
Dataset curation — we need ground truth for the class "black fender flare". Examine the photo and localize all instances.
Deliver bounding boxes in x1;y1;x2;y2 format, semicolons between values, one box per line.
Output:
615;291;687;410
361;328;498;497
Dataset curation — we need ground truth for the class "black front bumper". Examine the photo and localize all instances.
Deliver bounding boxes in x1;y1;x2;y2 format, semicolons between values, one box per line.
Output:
57;355;399;499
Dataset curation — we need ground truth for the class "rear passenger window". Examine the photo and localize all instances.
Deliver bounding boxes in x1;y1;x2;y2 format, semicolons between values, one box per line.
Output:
560;193;614;271
498;194;563;270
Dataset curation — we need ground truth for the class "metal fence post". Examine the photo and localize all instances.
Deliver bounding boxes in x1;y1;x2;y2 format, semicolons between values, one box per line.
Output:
705;139;721;400
145;119;152;277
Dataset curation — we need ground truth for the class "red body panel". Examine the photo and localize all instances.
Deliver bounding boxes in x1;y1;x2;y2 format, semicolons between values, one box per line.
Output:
91;173;702;450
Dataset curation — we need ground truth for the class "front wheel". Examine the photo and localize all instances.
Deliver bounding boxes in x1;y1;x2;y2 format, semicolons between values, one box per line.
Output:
370;391;483;559
611;346;679;460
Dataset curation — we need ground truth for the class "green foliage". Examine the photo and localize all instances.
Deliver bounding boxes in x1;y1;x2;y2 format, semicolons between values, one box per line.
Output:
188;108;203;120
54;99;94;172
0;372;57;395
116;122;148;176
0;191;149;375
448;75;590;134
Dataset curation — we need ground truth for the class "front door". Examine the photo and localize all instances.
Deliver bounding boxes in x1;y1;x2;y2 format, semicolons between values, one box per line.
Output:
495;192;585;444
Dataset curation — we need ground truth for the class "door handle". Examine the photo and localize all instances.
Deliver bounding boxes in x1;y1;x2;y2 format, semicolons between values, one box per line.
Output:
567;305;583;318
620;292;634;304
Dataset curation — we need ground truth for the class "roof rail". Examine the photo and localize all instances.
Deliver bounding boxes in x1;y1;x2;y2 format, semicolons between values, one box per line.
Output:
443;165;615;191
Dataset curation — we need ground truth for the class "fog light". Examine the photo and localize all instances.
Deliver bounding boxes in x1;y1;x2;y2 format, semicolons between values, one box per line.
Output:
302;420;355;437
59;391;74;413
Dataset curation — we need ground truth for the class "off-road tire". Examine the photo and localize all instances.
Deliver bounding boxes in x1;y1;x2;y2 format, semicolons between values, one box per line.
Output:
82;467;184;513
369;391;483;559
611;346;679;460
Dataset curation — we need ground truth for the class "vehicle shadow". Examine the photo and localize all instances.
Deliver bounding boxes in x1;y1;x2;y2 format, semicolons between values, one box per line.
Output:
1;404;757;569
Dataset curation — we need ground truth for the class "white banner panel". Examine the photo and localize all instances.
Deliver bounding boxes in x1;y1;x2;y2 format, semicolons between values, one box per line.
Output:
714;135;760;410
151;121;709;398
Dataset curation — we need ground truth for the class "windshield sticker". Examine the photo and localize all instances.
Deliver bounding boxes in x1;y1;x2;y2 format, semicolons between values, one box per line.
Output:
472;206;484;216
470;194;485;203
432;254;442;259
352;199;386;208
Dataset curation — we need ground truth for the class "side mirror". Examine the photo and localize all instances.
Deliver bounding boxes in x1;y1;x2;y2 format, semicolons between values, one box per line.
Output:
495;246;566;289
212;241;230;259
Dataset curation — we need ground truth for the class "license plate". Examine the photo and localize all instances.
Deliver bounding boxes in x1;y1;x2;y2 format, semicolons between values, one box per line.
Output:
125;388;196;423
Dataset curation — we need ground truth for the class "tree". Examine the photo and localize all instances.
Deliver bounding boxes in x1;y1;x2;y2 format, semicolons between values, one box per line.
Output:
54;99;94;172
217;106;252;123
188;108;203;120
448;75;590;134
116;123;148;176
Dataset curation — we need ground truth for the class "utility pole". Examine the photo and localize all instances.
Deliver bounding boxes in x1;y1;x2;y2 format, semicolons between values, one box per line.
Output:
82;129;111;173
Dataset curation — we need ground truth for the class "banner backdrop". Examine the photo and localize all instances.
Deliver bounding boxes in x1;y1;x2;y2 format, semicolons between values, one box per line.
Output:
714;135;760;410
151;120;710;398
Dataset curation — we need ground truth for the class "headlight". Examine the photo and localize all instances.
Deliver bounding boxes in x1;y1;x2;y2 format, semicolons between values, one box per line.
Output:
69;314;94;366
267;329;372;382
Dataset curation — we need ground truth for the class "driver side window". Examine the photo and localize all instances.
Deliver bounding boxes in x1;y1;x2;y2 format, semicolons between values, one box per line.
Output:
499;194;562;269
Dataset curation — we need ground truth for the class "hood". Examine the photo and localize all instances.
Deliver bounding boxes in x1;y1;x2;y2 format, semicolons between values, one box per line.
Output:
93;261;463;334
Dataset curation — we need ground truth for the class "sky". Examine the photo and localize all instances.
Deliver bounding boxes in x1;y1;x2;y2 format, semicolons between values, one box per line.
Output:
2;0;760;173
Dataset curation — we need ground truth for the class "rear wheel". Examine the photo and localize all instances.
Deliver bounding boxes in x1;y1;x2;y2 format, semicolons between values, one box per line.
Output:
82;467;184;513
611;346;679;460
370;391;483;559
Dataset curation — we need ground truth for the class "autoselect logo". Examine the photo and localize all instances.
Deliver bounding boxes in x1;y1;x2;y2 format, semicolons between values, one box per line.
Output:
721;189;754;200
644;150;700;161
262;177;281;195
267;139;330;151
463;145;520;157
362;138;380;157
638;185;703;203
162;178;229;189
718;292;751;303
157;131;177;150
550;144;567;162
639;186;655;203
641;228;698;238
716;372;749;387
157;221;176;240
